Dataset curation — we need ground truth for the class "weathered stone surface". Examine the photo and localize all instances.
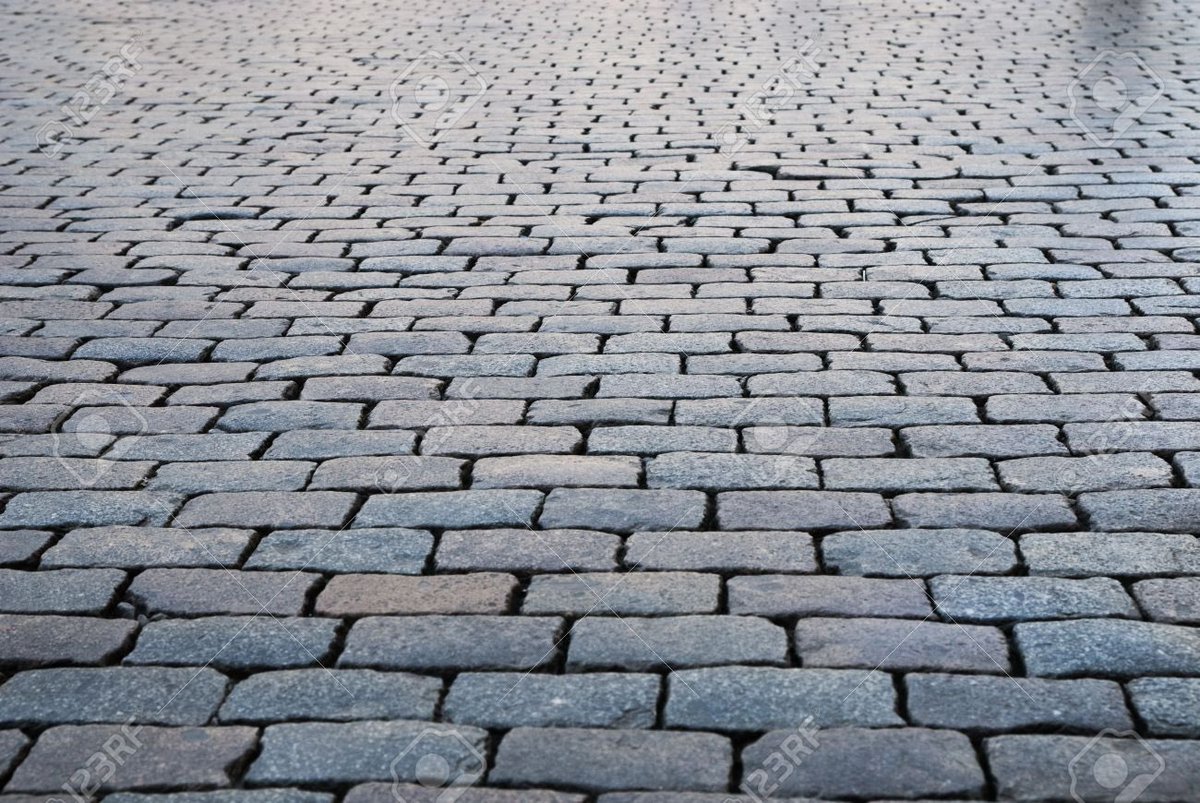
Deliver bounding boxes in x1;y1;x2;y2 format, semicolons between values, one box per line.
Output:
523;572;718;615
932;575;1138;622
741;727;985;799
219;669;441;723
245;528;432;574
567;615;788;670
0;614;135;666
663;666;902;730
823;528;1017;576
728;575;930;617
491;727;732;792
794;617;1010;673
1017;619;1200;677
339;616;563;671
0;667;228;726
315;573;517;616
445;672;659;729
125;617;339;671
1129;677;1200;737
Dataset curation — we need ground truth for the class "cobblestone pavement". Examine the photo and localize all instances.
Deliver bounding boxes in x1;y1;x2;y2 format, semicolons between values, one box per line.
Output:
1;0;1200;798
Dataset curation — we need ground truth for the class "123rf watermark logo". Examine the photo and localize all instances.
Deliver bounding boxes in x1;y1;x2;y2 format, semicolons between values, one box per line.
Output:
389;51;489;147
1068;50;1164;147
37;37;144;157
1068;730;1165;803
715;40;821;157
390;726;486;803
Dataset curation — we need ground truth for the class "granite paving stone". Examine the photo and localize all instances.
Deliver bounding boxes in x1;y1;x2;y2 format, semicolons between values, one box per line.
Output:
6;0;1200;797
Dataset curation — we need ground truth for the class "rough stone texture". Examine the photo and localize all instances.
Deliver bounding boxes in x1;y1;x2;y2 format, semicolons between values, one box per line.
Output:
6;0;1200;796
7;725;258;792
567;615;788;670
663;667;902;730
988;735;1200;802
905;673;1133;733
0;667;228;726
491;728;732;792
445;673;660;729
741;727;985;799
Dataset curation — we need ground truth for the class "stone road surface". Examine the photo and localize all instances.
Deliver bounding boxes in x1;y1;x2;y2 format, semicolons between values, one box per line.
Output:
2;0;1200;799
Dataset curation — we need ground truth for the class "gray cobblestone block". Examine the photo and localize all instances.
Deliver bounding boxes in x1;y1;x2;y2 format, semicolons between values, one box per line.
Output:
301;376;440;401
0;529;50;566
349;332;471;356
245;528;431;574
1079;490;1200;533
828;396;979;427
673;398;821;427
0;667;227;726
663;666;901;730
728;574;930;617
624;530;816;573
524;572;718;616
106;792;333;803
1054;370;1200;394
685;353;822;375
473;455;640;488
749;371;896;398
265;430;417;459
309;456;463;491
987;392;1147;422
491;727;731;793
1066;421;1200;453
823;528;1017;576
445;672;659;729
647;452;817;490
796;616;1010;673
1132;578;1200;624
258;355;391;382
125;616;339;671
369;400;525;428
906;673;1131;733
717;491;890;530
176;491;357;528
527;399;672;425
1022;532;1200;577
1017;619;1200;677
901;424;1067;458
41;526;253;568
1128;678;1200;737
7;725;257;793
999;453;1173;492
741;727;984;800
900;370;1051;396
567;615;787;670
217;401;362;431
598;375;741;399
211;335;340;362
0;491;179;528
316;572;516;616
149;460;314;492
446;376;592;399
219;669;440;723
0;568;124;614
395;354;535;377
356;490;543;529
539;353;679;376
0;728;28;784
0;457;154;491
339;615;562;671
589;425;736;454
933;575;1137;622
116;433;268;461
1151;393;1200;420
987;735;1200;802
822;457;997;492
893;492;1076;530
128;568;319;616
349;786;581;803
966;350;1104;373
0;614;135;667
247;721;488;786
742;425;895;457
421;425;581;457
539;489;706;532
436;528;618;572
